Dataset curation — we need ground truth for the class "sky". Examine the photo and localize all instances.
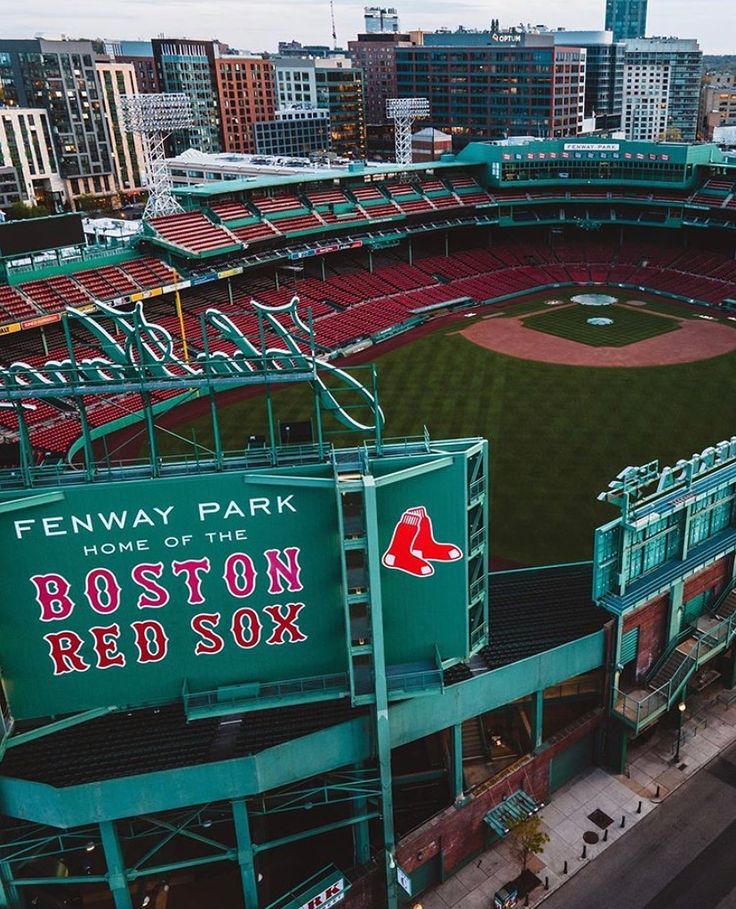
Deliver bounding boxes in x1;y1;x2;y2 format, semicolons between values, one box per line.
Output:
2;0;733;54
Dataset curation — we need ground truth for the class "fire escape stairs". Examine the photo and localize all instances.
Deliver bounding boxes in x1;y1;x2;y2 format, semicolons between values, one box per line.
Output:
615;582;736;733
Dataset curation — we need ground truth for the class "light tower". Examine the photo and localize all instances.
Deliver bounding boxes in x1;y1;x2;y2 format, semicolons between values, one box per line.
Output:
385;97;430;165
119;93;194;219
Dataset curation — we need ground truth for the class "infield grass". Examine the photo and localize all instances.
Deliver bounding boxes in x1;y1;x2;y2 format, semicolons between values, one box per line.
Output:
522;304;678;347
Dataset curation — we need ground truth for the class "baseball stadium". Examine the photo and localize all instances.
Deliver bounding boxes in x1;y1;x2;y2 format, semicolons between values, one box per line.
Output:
0;136;734;909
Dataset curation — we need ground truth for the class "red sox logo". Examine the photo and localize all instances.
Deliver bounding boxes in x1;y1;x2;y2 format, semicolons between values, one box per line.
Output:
382;506;462;578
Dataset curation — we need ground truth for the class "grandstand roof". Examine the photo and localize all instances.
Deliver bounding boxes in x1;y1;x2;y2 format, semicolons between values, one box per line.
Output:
175;158;469;198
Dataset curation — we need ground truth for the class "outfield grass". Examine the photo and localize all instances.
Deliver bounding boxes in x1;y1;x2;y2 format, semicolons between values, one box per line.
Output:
522;304;679;347
154;307;736;566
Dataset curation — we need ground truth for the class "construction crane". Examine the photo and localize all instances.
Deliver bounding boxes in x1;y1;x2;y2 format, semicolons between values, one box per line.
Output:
330;0;338;49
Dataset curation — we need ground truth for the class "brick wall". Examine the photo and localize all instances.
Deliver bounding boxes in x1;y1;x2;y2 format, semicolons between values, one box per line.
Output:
623;595;669;679
342;712;602;908
683;555;733;603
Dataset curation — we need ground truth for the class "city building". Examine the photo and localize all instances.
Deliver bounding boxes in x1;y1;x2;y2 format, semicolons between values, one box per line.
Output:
104;40;160;94
700;73;736;141
0;166;21;209
0;38;116;204
605;0;648;42
622;38;702;142
151;38;223;155
273;57;318;108
348;31;414;155
411;126;452;161
364;6;401;34
0;107;65;209
253;105;331;157
277;41;336;59
552;31;625;132
215;55;277;154
95;58;147;201
315;57;367;157
395;33;587;146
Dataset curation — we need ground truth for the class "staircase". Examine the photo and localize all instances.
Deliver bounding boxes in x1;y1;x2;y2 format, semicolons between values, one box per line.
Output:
462;718;487;762
614;581;736;734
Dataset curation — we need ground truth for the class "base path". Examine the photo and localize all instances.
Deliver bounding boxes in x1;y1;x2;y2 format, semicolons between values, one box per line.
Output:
461;313;736;367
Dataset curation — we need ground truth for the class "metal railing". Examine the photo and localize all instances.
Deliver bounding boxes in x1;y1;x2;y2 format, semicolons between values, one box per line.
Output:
386;666;443;696
184;672;349;714
614;610;736;730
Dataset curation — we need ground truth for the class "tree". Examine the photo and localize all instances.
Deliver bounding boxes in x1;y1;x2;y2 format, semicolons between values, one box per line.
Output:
5;201;52;220
509;814;550;873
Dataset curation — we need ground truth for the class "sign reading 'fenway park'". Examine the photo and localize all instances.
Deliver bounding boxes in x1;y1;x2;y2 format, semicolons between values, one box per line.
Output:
0;440;481;720
0;472;346;719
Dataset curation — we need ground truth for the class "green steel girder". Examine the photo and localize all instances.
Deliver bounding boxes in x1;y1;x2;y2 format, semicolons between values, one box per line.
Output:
250;771;382;816
5;707;118;750
252;811;379;855
131;810;231;872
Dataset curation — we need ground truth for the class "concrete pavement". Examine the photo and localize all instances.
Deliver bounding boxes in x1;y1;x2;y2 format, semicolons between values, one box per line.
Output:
416;687;736;909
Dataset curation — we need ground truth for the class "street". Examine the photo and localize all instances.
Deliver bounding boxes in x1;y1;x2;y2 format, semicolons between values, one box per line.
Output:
542;740;736;909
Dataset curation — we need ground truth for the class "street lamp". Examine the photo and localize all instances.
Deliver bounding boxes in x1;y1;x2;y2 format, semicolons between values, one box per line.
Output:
674;701;686;764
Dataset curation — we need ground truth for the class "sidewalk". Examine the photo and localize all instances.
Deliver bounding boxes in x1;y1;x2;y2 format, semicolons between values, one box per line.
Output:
418;687;736;909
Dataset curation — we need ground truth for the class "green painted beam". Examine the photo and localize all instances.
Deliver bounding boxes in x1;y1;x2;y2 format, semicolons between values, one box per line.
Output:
100;820;133;909
6;706;117;749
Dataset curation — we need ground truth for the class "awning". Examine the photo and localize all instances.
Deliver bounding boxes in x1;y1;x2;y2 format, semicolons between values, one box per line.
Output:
483;789;542;837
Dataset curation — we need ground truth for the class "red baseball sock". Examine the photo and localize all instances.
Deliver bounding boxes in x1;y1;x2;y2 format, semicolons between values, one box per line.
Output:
382;510;434;576
409;507;462;562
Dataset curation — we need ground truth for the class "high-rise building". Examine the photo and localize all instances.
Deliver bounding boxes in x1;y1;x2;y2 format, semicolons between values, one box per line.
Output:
151;39;223;155
348;31;413;154
95;58;147;200
0;38;116;204
0;107;65;209
364;6;400;34
253;105;331;157
273;58;318;108
622;38;702;141
314;57;366;157
553;31;625;131
104;41;160;94
396;33;587;146
215;56;277;154
605;0;648;42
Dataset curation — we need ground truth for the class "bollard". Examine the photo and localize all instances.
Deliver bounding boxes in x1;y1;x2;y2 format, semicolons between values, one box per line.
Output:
637;800;643;814
581;844;587;859
621;815;626;828
655;784;661;798
545;877;550;891
563;860;568;875
603;829;608;842
525;895;530;907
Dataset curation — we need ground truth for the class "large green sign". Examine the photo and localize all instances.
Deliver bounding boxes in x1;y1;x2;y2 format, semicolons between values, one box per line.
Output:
0;441;485;720
0;473;344;719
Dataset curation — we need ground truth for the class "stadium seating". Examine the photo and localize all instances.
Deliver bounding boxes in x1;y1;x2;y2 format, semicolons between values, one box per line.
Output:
0;285;39;322
148;213;242;255
232;220;282;244
74;266;140;300
251;193;304;216
208;199;254;222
